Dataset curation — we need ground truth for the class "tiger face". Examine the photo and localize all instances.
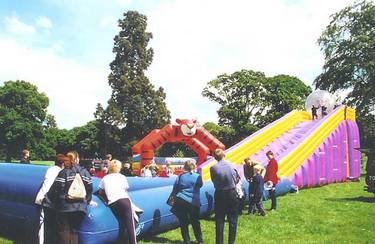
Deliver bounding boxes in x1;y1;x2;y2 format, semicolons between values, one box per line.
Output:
176;119;197;137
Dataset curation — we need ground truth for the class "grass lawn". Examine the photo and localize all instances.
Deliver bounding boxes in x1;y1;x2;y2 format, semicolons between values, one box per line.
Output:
1;177;373;243
140;178;374;244
31;160;54;166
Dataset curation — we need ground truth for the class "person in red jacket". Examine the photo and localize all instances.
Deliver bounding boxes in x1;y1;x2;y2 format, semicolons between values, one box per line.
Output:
264;151;279;211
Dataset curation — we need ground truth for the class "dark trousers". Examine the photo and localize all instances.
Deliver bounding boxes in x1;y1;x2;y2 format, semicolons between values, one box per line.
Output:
214;189;239;244
110;198;136;244
248;194;256;214
251;195;265;214
248;182;255;213
43;207;58;244
56;212;84;244
173;197;203;244
269;188;277;210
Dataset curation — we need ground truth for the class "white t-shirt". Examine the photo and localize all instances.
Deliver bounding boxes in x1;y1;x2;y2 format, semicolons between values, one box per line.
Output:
35;165;62;205
99;173;130;205
141;168;152;177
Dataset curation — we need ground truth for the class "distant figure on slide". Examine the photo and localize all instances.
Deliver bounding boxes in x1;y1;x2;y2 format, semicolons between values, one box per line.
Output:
311;105;319;120
20;149;30;164
264;151;279;211
321;105;328;117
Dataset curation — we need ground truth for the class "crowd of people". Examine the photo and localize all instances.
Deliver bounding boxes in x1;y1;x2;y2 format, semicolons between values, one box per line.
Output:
34;151;141;244
170;149;279;244
33;148;279;244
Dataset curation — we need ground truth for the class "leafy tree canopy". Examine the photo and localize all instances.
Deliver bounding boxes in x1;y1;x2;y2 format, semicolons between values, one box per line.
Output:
0;80;49;161
315;0;374;115
202;70;311;140
315;0;375;148
107;11;171;148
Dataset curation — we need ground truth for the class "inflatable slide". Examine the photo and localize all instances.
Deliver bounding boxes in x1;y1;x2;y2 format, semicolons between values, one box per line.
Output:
0;106;360;243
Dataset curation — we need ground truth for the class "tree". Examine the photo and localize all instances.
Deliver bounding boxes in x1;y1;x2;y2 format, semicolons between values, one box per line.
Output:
107;11;171;153
0;80;49;161
70;121;100;158
203;70;267;136
203;122;237;147
262;75;312;127
202;70;311;140
315;0;375;148
31;114;59;160
156;143;196;158
94;103;124;159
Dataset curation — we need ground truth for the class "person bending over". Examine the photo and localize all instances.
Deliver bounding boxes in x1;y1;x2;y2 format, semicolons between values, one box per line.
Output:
99;159;137;244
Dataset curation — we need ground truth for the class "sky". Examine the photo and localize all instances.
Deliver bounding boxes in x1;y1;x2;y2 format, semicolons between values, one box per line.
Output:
0;0;355;129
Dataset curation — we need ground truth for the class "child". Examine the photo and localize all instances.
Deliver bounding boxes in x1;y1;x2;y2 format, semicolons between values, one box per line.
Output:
321;105;328;117
250;165;266;216
311;105;319;120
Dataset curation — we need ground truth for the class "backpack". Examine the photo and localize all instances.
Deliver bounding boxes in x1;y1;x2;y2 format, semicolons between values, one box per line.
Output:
67;173;86;200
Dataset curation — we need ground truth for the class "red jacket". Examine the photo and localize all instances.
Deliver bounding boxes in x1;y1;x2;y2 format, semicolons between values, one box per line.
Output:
264;158;279;185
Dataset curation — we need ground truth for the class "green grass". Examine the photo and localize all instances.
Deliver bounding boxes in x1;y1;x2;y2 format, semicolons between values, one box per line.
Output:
0;160;54;166
31;160;54;166
140;179;375;244
1;178;373;244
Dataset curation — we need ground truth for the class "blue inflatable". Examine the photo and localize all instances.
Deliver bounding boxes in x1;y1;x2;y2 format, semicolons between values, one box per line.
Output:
0;163;292;243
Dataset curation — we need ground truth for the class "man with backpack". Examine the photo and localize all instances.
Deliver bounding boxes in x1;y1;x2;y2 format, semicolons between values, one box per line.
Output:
47;151;93;244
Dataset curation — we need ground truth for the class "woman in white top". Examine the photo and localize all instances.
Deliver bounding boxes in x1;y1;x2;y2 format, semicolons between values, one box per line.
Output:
34;154;65;244
99;159;136;244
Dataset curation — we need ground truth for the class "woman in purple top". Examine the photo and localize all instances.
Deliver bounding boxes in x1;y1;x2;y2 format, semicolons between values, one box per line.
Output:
171;160;203;244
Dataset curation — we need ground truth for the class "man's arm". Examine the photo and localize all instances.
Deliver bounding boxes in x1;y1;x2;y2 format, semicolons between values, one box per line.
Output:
196;175;203;188
82;170;93;203
210;167;216;186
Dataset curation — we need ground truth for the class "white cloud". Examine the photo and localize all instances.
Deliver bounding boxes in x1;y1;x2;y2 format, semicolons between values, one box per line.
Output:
99;15;118;28
144;0;354;124
0;0;355;129
0;38;111;129
36;16;53;29
117;0;131;6
4;14;35;35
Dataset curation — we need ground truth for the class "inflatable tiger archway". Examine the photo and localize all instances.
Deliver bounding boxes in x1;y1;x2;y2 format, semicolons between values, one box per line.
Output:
132;119;225;168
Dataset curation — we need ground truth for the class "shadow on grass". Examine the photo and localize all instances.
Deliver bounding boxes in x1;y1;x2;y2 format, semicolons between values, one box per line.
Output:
140;236;183;243
325;196;375;203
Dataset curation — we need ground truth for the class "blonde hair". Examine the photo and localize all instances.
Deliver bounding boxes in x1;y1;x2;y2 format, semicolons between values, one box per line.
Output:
109;159;122;173
253;164;262;173
184;160;196;172
65;151;79;168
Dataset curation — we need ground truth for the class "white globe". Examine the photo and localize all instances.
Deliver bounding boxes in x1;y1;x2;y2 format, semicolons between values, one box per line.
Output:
305;90;336;119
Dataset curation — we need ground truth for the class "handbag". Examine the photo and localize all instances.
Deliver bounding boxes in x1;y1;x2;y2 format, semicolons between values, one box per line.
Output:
234;169;244;199
166;174;182;206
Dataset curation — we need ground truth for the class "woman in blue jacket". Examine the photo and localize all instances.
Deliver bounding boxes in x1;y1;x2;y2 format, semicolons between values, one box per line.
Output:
171;160;203;244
